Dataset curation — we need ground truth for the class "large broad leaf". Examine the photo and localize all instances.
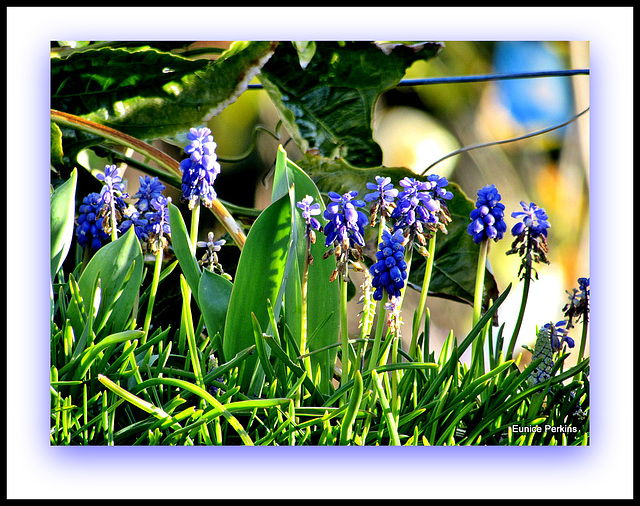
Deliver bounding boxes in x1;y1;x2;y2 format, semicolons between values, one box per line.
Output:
51;41;278;140
68;226;144;338
271;146;340;394
258;41;443;167
50;167;77;278
295;152;499;309
223;192;294;389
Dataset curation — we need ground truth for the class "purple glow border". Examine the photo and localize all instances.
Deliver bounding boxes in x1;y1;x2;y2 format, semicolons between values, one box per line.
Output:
8;6;633;499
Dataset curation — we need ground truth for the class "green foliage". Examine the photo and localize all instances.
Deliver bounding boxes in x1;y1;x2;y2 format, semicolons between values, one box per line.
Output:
52;41;278;140
296;151;500;308
49;40;589;447
259;41;443;167
50;168;77;278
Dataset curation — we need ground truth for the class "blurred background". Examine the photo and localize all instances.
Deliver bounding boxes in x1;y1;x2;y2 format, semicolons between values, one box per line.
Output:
130;40;590;369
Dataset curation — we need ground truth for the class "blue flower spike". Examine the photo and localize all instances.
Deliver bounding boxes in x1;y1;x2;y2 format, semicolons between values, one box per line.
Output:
297;195;323;243
364;176;398;226
322;190;368;281
75;192;110;250
95;164;129;236
391;175;453;256
506;200;551;280
563;277;590;329
145;195;172;254
179;127;221;209
134;175;166;213
197;231;230;278
369;228;408;301
466;184;507;244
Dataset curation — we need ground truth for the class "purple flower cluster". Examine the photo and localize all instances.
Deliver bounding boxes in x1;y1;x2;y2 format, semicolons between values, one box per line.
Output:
97;164;128;210
179;127;221;209
197;231;228;276
563;277;590;329
296;195;323;241
467;184;507;244
544;320;575;351
323;191;368;250
506;200;551;280
75;165;129;250
391;176;452;232
322;190;368;281
511;201;550;238
76;168;172;254
364;176;398;226
369;228;408;301
75;192;110;250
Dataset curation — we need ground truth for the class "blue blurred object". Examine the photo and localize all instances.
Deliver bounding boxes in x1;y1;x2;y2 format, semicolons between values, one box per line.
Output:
493;42;574;136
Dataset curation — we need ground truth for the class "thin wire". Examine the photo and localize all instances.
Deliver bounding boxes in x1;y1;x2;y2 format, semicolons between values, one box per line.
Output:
420;107;590;176
247;68;590;90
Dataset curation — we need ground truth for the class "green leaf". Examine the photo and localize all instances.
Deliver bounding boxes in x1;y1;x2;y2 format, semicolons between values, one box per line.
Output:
50;168;77;278
198;269;233;343
295;151;499;309
291;41;317;69
258;41;443;167
51;121;64;167
223;192;294;388
272;146;340;393
70;226;144;337
167;203;202;307
52;41;278;140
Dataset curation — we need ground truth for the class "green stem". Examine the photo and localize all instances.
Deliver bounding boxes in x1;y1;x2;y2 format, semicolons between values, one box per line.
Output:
577;317;589;364
390;332;400;422
339;272;350;388
472;240;489;375
109;197;118;242
472;240;489;327
368;294;388;372
410;233;436;358
142;248;164;344
189;204;201;252
300;235;312;378
506;269;531;360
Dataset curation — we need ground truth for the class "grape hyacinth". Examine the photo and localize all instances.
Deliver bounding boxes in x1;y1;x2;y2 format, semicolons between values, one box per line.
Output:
369;228;408;301
296;195;323;242
179;127;221;209
97;164;128;209
506;201;551;280
527;320;574;387
96;164;129;238
133;175;166;213
120;206;149;244
544;320;575;351
145;195;172;254
197;231;229;278
563;277;590;330
364;176;398;226
390;175;452;256
467;184;507;244
75;192;110;250
322;190;368;281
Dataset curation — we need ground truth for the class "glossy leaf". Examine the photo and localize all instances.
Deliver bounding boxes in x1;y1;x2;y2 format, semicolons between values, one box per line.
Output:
223;192;293;385
52;41;278;140
258;41;443;167
272;146;340;393
198;268;233;344
50;167;77;278
295;151;499;308
167;203;202;307
71;226;144;337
